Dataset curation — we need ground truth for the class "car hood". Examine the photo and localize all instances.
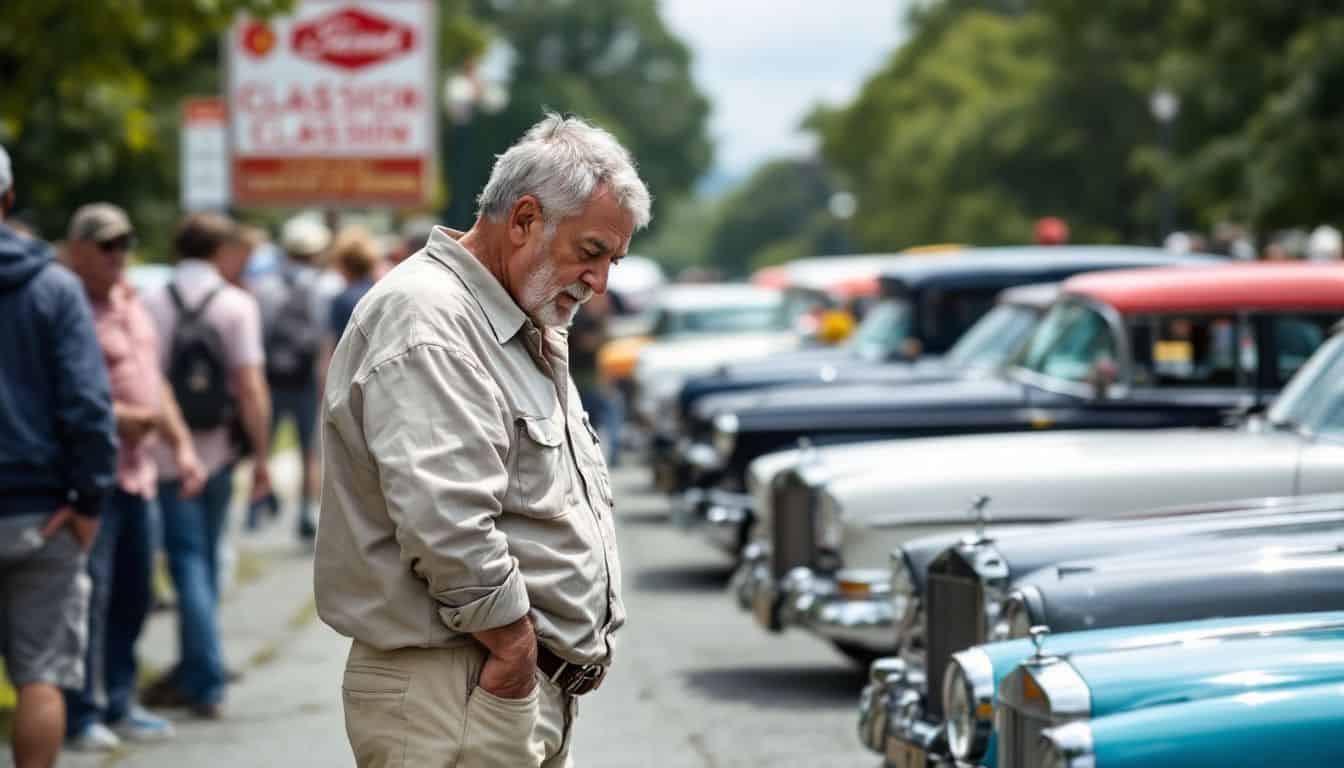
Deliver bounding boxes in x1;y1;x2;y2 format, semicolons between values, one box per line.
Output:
1069;622;1344;717
825;427;1309;527
977;611;1344;693
638;331;800;377
979;495;1344;581
1018;543;1344;635
732;375;1026;430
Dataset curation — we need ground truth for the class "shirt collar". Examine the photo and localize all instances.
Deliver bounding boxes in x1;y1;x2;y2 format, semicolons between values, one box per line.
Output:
175;258;223;287
424;226;530;345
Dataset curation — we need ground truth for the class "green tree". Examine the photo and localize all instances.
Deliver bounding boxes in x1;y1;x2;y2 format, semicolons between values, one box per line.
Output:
447;0;712;230
698;159;851;276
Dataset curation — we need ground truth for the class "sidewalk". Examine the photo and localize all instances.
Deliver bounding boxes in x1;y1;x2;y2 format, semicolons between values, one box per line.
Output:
28;452;350;768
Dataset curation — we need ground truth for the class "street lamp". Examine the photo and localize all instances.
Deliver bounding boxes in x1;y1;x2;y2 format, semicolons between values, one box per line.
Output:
1150;88;1181;243
442;42;513;227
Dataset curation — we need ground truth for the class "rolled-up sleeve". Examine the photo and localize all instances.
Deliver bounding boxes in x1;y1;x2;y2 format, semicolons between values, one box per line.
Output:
360;342;529;634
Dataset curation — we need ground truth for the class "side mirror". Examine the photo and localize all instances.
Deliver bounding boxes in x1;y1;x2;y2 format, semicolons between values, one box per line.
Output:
1087;357;1118;400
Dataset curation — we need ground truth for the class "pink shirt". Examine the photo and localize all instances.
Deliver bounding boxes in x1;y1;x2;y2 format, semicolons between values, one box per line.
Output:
93;283;162;498
145;260;265;479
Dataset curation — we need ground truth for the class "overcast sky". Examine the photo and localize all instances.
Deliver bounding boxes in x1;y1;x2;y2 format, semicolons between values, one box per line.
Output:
661;0;905;180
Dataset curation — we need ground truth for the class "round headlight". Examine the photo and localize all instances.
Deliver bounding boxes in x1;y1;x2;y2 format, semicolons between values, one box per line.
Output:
890;554;916;623
943;651;994;761
712;411;739;457
943;661;973;758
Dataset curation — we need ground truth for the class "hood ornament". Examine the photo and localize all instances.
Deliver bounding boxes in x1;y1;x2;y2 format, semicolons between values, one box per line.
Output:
1029;625;1051;661
967;495;992;542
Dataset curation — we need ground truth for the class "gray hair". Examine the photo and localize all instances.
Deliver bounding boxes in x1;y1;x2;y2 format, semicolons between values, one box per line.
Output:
477;113;651;231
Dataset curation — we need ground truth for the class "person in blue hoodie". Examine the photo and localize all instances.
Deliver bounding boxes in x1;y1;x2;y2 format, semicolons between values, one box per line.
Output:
0;143;118;768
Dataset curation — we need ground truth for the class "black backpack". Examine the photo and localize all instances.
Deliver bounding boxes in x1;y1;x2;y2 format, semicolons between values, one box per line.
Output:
264;269;321;389
167;284;236;431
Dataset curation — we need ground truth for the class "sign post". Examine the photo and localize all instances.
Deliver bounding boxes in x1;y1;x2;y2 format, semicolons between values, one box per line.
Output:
180;97;230;212
226;0;436;207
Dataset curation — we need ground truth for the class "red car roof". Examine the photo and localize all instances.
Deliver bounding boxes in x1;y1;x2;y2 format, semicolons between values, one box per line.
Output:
1063;262;1344;314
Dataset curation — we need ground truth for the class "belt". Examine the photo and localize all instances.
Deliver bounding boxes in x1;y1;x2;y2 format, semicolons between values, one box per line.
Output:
536;645;606;696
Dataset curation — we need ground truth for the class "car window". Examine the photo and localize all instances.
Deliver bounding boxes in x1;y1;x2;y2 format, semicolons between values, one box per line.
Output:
1016;303;1117;382
847;299;911;361
1128;315;1242;389
944;304;1041;369
1274;316;1331;382
919;286;1003;352
1268;334;1344;436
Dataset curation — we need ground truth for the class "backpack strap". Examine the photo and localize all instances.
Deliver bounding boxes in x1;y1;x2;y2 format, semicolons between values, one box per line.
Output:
168;283;224;322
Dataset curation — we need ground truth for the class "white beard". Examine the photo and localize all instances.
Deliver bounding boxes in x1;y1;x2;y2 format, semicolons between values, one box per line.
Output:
521;251;592;327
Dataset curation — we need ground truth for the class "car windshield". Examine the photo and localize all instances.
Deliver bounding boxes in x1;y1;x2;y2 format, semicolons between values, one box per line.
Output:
1267;334;1344;436
651;304;783;336
1013;301;1119;382
846;299;912;361
943;304;1042;370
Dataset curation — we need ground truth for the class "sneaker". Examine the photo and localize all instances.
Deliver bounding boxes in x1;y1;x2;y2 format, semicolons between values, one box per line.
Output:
110;706;175;743
68;722;121;752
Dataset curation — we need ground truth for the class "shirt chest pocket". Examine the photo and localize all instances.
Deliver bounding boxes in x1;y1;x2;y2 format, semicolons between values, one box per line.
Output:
504;414;571;520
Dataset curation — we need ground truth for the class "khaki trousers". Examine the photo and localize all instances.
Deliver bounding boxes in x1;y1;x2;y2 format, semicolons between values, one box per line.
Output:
342;639;576;768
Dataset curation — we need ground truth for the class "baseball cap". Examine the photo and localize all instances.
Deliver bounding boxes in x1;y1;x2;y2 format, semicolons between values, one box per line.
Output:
0;143;11;195
281;216;332;257
68;203;134;243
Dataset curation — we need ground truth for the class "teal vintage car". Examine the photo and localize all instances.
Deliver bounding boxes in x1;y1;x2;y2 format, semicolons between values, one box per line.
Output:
930;611;1344;768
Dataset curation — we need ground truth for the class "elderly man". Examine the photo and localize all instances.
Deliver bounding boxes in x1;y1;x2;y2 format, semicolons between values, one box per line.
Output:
315;113;649;767
62;204;206;751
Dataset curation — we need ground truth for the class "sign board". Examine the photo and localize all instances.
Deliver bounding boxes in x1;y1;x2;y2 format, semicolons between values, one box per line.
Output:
180;97;230;212
226;1;436;206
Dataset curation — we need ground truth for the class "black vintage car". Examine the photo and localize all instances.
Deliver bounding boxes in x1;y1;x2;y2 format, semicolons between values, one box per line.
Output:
859;493;1344;762
654;246;1207;494
682;262;1344;504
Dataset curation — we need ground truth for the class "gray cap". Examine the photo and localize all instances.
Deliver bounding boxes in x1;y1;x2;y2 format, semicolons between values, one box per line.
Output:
0;143;11;194
68;203;134;243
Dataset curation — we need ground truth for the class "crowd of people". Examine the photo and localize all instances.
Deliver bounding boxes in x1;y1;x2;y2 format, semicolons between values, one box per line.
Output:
0;141;424;766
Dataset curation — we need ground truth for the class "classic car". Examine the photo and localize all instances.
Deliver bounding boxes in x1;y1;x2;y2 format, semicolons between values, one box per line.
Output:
734;311;1344;664
631;283;795;429
864;494;1344;764
684;262;1342;513
986;613;1344;768
672;281;1060;552
666;249;1215;496
674;247;1203;432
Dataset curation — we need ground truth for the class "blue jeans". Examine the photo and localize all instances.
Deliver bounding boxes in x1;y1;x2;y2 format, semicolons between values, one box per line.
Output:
158;467;233;706
65;490;157;733
267;385;317;532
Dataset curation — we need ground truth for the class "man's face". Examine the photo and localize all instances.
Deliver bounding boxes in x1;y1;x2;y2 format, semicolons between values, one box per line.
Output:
68;233;133;299
509;186;634;328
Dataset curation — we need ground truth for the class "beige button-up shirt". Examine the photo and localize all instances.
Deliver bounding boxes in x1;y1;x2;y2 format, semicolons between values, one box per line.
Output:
315;228;624;666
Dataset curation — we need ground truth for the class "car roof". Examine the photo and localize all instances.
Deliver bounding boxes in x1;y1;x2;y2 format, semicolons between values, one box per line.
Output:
873;245;1207;285
1064;262;1344;314
997;281;1060;309
655;283;781;311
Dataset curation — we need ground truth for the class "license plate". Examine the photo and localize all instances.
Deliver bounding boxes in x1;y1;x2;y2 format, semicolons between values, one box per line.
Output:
885;737;925;768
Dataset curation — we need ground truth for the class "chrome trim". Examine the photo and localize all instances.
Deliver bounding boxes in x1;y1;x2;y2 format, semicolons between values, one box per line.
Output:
944;649;995;760
1030;659;1092;719
737;563;898;650
1040;722;1096;768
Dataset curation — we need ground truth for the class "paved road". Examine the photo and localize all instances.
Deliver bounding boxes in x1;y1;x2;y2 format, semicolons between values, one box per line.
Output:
29;459;877;767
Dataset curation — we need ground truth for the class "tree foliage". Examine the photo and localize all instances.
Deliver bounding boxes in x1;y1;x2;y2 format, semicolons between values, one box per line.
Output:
817;0;1344;251
448;0;712;231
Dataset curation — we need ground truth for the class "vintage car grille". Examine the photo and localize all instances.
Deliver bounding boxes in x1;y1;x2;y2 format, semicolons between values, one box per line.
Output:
997;701;1049;768
924;571;984;719
769;478;816;579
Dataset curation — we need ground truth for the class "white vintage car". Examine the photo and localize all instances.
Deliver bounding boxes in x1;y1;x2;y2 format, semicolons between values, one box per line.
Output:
734;324;1344;661
633;284;797;428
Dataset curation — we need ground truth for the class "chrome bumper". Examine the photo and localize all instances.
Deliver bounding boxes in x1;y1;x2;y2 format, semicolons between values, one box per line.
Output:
732;547;897;651
858;658;943;766
672;489;753;554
